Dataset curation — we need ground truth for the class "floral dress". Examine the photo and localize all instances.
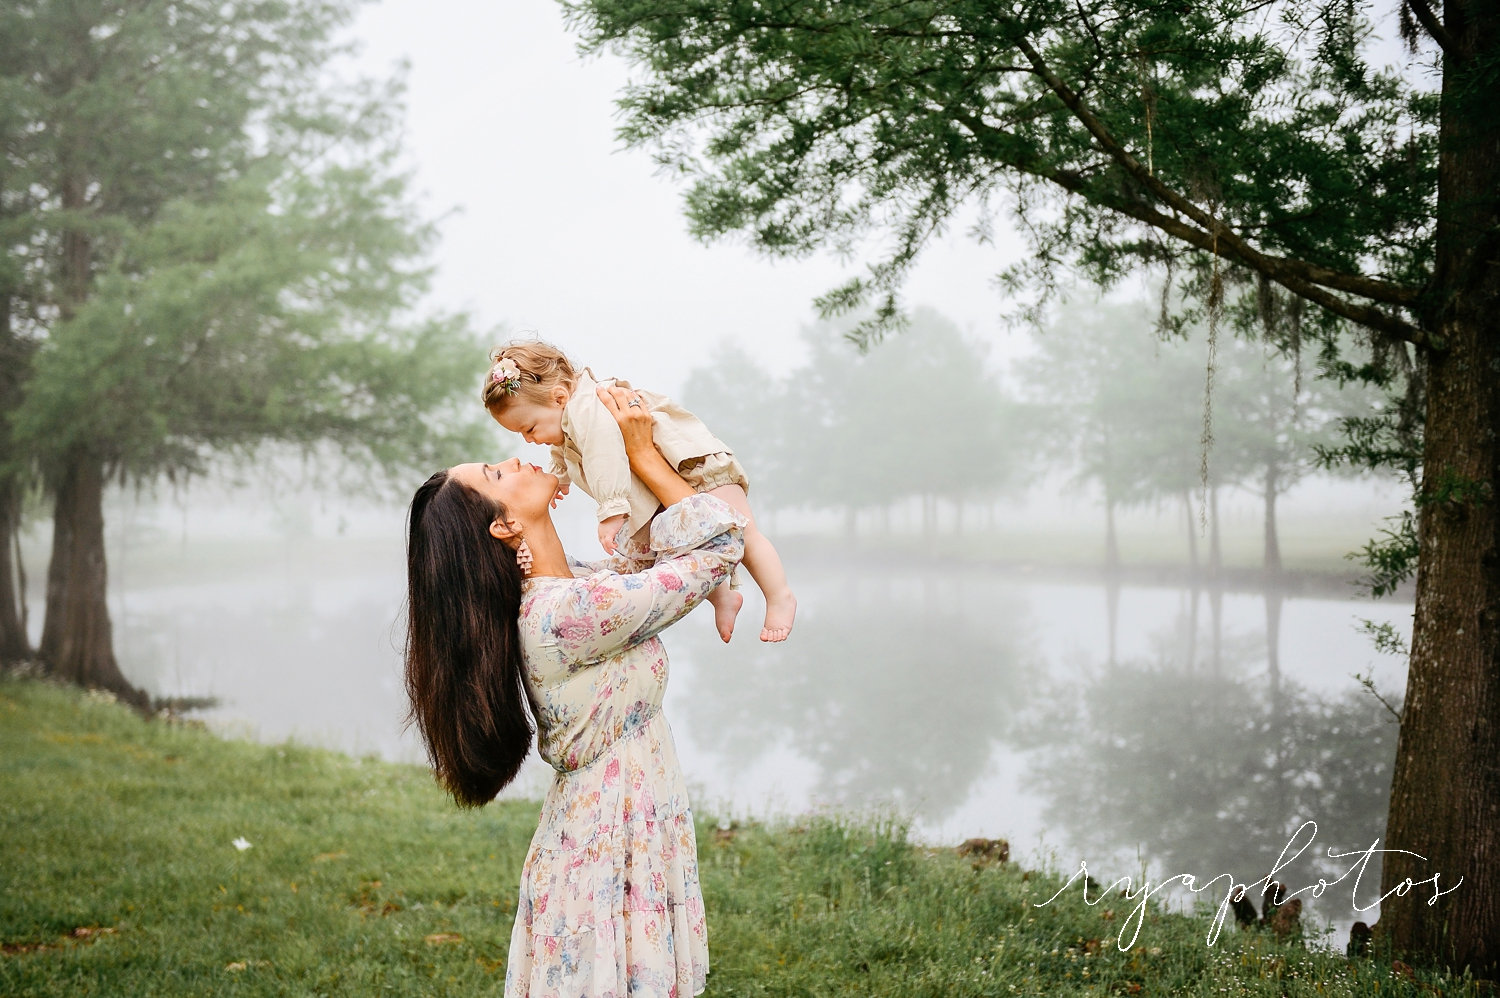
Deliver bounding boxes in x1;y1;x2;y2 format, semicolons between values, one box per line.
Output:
504;493;747;998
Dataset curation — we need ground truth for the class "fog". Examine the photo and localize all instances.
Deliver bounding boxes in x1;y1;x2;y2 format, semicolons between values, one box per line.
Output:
16;426;1412;951
12;0;1427;956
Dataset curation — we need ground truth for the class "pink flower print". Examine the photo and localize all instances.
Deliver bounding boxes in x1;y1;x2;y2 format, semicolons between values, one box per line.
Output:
553;616;591;645
658;571;684;592
604;758;620;786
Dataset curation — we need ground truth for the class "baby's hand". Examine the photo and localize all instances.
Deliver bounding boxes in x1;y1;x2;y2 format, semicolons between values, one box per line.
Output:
551;482;570;510
598;514;626;555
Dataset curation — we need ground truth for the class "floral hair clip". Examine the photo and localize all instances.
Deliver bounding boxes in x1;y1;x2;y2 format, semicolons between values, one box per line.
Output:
489;357;524;394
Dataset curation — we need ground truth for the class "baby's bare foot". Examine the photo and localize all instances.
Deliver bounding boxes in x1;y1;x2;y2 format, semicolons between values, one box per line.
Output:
760;590;797;643
707;586;743;643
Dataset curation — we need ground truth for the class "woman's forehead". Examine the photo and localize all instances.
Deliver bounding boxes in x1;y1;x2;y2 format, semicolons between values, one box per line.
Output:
449;462;485;486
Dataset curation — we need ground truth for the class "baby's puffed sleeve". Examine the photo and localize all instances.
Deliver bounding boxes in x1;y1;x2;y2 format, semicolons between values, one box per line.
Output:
567;393;633;522
548;494;747;664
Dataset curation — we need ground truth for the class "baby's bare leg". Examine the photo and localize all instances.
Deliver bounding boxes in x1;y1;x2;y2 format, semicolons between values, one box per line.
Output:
706;484;796;642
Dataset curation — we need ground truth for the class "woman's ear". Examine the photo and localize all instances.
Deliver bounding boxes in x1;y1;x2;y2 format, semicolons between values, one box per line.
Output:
489;516;521;544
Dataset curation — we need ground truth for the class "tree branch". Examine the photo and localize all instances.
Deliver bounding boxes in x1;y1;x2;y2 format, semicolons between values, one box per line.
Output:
1009;33;1426;313
1405;0;1460;58
949;108;1437;350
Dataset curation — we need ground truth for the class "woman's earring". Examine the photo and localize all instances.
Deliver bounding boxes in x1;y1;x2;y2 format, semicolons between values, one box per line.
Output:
515;537;533;576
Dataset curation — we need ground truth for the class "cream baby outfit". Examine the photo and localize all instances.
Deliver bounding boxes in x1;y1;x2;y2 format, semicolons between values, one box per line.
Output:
549;368;750;551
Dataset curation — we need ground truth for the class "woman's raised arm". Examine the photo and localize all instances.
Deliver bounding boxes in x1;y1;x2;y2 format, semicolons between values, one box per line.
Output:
547;495;746;662
595;385;696;509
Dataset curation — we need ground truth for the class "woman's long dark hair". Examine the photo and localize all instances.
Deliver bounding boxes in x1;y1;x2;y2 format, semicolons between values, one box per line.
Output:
404;470;534;807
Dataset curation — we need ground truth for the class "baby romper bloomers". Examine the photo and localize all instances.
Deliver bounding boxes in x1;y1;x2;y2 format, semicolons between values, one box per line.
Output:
504;492;748;998
548;368;751;554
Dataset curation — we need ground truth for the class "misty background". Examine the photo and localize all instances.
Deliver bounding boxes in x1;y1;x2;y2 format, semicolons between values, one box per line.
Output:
9;0;1418;951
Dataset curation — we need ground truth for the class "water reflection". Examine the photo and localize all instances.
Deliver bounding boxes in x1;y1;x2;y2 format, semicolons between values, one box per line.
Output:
674;570;1035;822
90;540;1410;946
1014;614;1397;936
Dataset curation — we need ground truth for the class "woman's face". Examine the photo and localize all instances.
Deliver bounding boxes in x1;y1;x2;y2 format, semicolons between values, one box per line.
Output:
449;458;557;523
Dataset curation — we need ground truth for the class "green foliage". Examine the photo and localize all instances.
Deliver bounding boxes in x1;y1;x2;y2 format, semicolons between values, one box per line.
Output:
1;0;484;489
1347;510;1420;600
564;0;1437;348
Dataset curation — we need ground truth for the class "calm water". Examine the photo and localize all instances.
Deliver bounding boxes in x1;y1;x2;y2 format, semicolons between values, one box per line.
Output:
78;533;1413;950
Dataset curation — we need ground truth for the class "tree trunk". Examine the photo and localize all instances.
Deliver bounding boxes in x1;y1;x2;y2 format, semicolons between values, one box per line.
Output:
0;306;31;663
1183;488;1198;576
38;451;146;708
1103;494;1120;578
1377;7;1500;976
1263;461;1282;579
0;477;29;663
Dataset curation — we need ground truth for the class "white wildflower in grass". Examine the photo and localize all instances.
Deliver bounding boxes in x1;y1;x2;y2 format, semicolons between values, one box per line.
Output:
232;837;252;851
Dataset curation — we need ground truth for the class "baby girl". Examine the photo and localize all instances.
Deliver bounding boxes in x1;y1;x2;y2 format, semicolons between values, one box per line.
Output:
482;340;796;643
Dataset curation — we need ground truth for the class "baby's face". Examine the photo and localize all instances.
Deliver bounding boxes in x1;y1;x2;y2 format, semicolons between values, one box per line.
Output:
495;398;565;447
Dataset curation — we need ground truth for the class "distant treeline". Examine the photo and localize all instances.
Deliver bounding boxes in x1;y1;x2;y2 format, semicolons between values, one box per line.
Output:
682;302;1385;576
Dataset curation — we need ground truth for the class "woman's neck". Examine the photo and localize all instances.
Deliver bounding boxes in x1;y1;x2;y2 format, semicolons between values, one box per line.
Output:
519;514;572;580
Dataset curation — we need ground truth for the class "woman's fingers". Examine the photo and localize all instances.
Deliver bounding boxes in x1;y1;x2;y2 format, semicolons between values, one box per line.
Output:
597;386;654;451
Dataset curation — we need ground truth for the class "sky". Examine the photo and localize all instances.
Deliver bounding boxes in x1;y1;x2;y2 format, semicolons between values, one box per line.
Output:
347;0;1037;398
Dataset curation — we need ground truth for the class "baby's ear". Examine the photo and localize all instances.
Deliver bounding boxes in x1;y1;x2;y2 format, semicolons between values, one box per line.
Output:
552;385;570;407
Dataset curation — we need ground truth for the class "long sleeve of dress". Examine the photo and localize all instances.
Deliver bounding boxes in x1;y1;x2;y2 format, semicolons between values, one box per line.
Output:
549;493;746;665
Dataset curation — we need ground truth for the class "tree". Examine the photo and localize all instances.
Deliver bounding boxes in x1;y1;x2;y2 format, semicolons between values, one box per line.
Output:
563;0;1497;975
1015;299;1199;574
687;308;1019;534
2;1;485;704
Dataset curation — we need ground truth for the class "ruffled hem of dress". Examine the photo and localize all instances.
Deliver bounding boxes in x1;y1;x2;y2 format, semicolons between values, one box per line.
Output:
505;712;708;998
648;492;747;559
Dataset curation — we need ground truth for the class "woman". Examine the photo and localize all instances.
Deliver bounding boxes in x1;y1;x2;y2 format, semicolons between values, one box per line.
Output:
404;385;745;998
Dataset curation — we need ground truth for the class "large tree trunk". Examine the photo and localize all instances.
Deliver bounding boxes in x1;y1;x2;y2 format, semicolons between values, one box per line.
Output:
0;307;31;663
38;451;146;708
1377;5;1500;977
0;477;29;663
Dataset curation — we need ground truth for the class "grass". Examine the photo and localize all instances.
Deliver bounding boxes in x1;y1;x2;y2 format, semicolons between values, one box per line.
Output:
1;676;1485;997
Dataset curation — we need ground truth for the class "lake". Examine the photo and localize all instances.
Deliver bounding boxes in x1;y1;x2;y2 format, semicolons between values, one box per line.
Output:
39;515;1414;952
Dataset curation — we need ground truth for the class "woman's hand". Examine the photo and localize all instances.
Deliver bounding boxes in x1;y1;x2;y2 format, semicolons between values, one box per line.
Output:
596;385;656;457
596;386;696;509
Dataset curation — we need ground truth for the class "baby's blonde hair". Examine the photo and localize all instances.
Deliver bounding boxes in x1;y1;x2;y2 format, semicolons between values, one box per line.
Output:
482;340;578;413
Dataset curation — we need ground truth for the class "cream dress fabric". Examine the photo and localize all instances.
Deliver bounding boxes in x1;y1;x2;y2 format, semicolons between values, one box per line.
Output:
504;493;748;998
549;369;750;548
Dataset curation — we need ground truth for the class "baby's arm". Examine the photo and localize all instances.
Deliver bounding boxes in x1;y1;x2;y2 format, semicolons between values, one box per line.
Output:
565;392;635;525
547;446;571;508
